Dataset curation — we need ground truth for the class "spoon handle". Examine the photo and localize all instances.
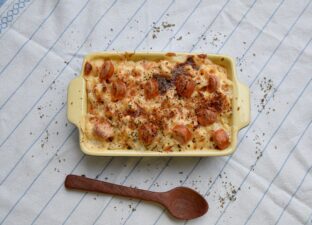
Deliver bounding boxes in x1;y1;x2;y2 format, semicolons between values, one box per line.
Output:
65;174;163;203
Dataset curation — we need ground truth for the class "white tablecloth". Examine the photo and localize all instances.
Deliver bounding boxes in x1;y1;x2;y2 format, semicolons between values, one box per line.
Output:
0;0;311;224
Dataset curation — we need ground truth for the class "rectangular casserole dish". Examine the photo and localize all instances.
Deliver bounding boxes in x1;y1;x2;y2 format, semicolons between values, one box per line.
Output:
67;52;250;156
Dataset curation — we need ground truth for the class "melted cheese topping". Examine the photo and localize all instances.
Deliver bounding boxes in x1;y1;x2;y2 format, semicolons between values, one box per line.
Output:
83;54;233;152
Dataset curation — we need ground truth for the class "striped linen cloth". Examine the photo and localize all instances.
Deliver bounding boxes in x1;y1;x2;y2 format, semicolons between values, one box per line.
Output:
0;0;311;224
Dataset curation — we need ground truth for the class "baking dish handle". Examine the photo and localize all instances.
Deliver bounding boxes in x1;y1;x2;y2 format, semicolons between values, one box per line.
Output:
236;82;250;130
67;76;84;126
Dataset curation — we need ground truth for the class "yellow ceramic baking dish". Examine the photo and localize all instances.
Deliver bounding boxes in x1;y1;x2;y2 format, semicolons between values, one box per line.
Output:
67;52;250;157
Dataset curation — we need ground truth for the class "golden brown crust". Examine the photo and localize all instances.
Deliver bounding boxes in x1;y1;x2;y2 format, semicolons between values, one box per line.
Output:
84;54;233;151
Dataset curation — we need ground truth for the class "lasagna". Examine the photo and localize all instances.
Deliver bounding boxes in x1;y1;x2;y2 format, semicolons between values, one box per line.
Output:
83;53;233;152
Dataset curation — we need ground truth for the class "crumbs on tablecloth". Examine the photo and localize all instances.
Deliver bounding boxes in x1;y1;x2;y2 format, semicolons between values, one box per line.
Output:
252;131;265;161
257;77;276;113
151;21;175;39
207;171;240;209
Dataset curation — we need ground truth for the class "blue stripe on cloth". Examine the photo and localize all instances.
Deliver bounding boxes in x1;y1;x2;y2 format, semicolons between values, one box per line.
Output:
134;0;175;51
31;157;114;225
34;0;223;222
0;0;87;108
236;0;286;64
188;1;312;213
0;0;13;17
0;0;36;39
0;0;158;222
0;0;31;33
91;158;143;225
274;166;312;225
0;0;148;190
0;0;117;177
17;1;178;223
213;61;312;224
135;3;256;223
0;0;7;7
0;129;78;224
55;0;177;222
0;0;146;153
0;0;104;186
152;1;308;224
102;0;148;50
0;0;61;76
121;158;173;225
118;1;248;223
45;2;228;222
0;0;119;218
152;158;202;225
189;0;231;52
248;0;312;88
216;0;258;53
95;1;305;224
92;3;232;224
161;0;203;51
243;119;312;225
0;106;70;185
1;1;310;223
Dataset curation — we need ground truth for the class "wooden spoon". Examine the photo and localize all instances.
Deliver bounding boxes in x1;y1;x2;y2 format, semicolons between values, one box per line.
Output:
65;174;208;220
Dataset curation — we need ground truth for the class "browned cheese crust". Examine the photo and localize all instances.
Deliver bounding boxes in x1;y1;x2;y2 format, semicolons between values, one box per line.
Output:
83;54;233;151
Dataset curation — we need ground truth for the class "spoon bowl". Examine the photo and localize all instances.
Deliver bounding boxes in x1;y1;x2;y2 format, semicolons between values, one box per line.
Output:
163;187;209;220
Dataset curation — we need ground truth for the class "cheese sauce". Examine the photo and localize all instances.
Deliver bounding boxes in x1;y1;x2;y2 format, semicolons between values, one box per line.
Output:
83;54;233;151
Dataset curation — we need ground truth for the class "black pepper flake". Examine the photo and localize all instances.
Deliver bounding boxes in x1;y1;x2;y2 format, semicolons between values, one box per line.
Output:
257;77;275;113
154;74;174;95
